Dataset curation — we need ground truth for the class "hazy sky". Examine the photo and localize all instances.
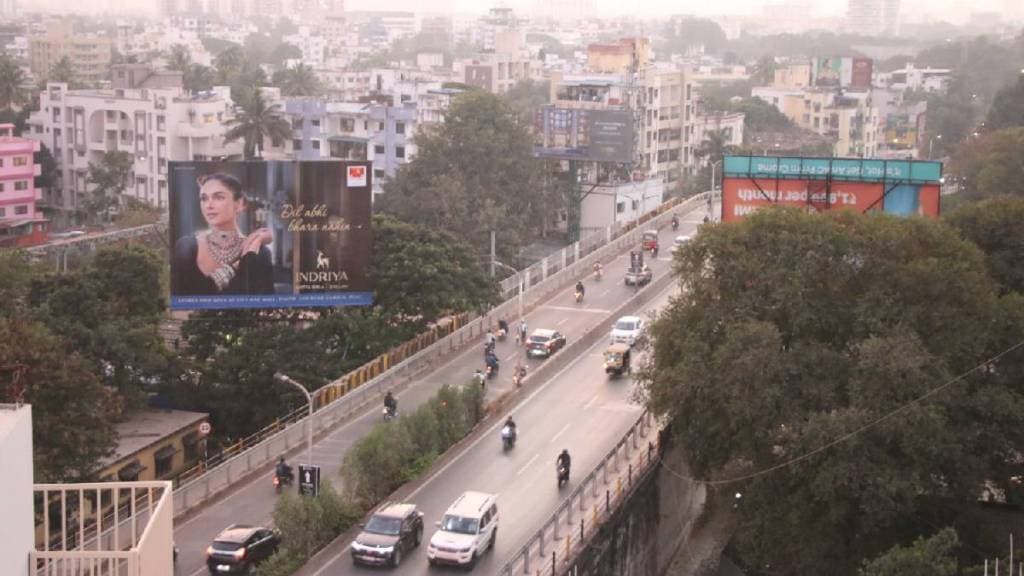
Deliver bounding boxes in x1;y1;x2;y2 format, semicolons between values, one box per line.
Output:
24;0;1017;23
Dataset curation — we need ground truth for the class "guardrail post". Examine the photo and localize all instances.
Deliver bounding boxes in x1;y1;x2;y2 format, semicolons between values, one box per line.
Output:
567;495;574;524
629;463;633;487
606;226;611;243
602;461;608;485
580;518;584;540
574;242;580;263
553;509;560;540
542;258;548;280
552;551;557;573
538;527;546;557
632;427;639;449
522;540;530;574
561;248;566;271
605;489;610;512
591;473;598;498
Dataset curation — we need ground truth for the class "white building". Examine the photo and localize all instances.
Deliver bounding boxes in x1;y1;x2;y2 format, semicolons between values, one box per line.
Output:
693;111;745;167
877;64;951;93
26;71;240;213
284;26;327;68
1;403;175;576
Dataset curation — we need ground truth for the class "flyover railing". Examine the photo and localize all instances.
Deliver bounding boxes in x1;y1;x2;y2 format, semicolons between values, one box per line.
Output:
171;192;711;518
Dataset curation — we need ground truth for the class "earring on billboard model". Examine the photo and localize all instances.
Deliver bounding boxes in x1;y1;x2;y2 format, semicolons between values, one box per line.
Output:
211;264;236;291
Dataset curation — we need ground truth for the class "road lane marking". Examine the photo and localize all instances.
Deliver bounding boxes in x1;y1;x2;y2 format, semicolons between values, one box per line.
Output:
600;288;611;297
188;567;206;576
517;453;539;476
549;423;571;444
583;394;599;410
542;305;612;313
556;317;568;326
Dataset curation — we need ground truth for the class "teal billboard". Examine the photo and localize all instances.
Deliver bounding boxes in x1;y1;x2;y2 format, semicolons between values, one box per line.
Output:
723;156;943;184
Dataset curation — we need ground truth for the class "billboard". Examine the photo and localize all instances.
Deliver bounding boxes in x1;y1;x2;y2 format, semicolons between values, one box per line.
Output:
168;160;373;310
721;155;941;222
533;106;635;163
811;57;874;89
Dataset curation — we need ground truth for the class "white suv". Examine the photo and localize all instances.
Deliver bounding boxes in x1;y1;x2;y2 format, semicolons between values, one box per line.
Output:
610;315;644;346
427;491;499;568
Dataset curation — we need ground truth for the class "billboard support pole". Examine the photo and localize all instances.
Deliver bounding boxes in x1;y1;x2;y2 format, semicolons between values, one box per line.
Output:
568;160;581;244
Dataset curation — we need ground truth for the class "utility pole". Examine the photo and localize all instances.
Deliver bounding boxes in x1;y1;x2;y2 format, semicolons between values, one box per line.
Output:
567;160;581;244
490;230;496;277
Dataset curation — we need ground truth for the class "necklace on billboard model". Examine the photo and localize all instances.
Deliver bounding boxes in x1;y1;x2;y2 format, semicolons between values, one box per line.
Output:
205;229;243;291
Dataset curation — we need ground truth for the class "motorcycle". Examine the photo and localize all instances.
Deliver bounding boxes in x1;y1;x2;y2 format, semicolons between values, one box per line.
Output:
383;405;397;421
671;218;679;231
557;464;570;487
496;327;507;341
273;471;293;494
501;426;517;450
486;363;498;379
574;290;584;304
512;365;527;387
593;266;603;281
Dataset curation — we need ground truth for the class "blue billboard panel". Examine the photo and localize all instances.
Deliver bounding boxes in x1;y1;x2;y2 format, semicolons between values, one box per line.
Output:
168;160;373;310
723;156;942;184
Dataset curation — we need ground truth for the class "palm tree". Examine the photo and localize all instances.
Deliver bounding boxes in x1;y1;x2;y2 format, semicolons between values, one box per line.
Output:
184;64;217;93
696;129;735;166
273;63;323;97
0;55;26;109
223;87;292;159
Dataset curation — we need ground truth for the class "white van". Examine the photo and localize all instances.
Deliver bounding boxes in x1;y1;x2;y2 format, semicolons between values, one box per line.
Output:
426;491;499;568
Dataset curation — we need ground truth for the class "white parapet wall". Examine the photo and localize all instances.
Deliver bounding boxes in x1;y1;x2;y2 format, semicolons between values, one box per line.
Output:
0;403;34;576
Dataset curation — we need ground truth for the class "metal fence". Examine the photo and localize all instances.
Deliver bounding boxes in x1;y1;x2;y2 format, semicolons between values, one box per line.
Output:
499;411;662;576
170;192;711;518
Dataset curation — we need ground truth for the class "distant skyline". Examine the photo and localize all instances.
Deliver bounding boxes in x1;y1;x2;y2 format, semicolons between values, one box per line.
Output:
14;0;1020;23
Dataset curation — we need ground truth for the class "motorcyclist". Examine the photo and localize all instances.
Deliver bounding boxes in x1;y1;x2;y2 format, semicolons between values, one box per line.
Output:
497;318;509;339
485;351;499;371
512;362;527;386
275;457;293;482
593;261;603;279
651;242;659;258
518;320;528;344
671;215;679;230
473;369;485;386
384;391;397;416
485;331;496;349
557;449;571;477
575;280;585;299
503;416;517;437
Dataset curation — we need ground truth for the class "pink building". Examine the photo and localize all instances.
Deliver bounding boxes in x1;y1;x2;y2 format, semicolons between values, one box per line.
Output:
0;123;47;248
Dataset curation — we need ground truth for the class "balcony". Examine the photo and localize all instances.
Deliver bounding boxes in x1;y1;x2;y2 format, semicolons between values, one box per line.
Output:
31;481;174;576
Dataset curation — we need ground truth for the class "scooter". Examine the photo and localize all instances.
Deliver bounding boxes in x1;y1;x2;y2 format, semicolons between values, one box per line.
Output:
496;326;508;341
501;426;517;450
574;290;584;304
593;266;603;281
511;365;527;387
557;464;570;487
671;218;679;231
486;362;499;379
383;405;397;421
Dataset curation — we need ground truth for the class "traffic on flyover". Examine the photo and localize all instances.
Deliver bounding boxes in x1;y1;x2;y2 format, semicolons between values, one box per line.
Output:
175;206;711;576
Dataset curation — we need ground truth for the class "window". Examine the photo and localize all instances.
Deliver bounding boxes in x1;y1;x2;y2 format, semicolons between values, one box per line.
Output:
0;207;4;217
374;145;385;154
0;183;4;191
373;169;384;179
312;140;320;150
0;158;3;167
14;205;28;215
616;201;625;213
154;445;175;477
293;139;303;150
395;122;405;134
156;115;165;131
311;119;320;128
14;181;28;191
395;146;405;158
292;117;303;129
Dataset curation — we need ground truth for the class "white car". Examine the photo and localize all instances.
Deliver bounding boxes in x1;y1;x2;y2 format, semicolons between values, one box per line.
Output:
671;235;691;252
610;315;644;346
427;491;499;568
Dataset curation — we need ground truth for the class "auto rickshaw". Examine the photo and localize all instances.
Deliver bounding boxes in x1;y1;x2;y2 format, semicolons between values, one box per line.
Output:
604;343;632;378
641;230;659;252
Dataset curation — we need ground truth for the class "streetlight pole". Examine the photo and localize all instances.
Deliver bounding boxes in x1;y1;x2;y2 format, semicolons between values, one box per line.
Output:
928;134;942;160
274;372;313;466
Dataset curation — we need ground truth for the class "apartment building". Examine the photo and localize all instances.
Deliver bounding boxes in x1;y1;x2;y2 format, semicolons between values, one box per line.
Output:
459;53;544;94
284;98;418;198
693;111;745;166
26;67;240;213
0;123;46;247
29;20;113;86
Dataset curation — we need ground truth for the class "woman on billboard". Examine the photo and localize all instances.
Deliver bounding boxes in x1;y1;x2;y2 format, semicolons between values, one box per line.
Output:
172;172;274;295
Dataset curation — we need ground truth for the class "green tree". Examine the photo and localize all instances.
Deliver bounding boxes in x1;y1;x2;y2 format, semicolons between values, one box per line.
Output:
369;215;498;322
378;90;544;259
0;317;118;481
85;151;134;222
184;64;217;93
860;528;959;576
35;143;59;191
948;127;1024;200
639;208;1024;576
224;87;292;159
985;73;1024;131
695;128;735;166
29;245;173;408
0;53;27;109
750;55;777;85
166;44;192;73
502;79;549;128
946;196;1024;294
271;63;323;97
0;250;37;317
48;56;78;87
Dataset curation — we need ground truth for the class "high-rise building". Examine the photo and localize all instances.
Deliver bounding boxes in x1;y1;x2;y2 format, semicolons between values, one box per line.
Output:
846;0;899;36
0;123;47;248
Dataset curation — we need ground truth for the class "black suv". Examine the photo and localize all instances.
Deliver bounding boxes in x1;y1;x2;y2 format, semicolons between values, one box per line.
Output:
351;502;425;567
206;524;280;574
